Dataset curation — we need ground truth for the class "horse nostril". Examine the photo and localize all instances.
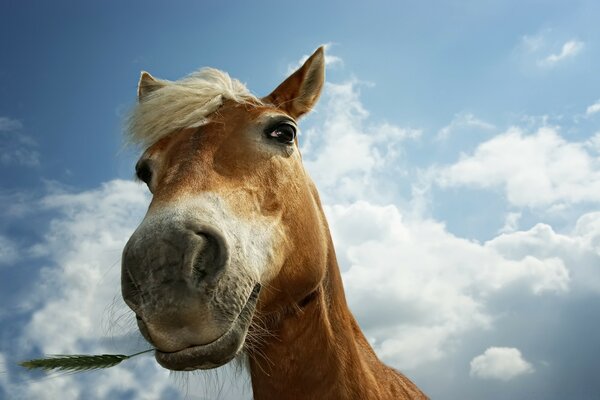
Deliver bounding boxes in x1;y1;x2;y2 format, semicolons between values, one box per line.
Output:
191;231;227;287
121;223;229;309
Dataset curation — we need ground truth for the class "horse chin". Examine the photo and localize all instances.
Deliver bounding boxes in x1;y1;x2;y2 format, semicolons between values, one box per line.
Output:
154;283;261;371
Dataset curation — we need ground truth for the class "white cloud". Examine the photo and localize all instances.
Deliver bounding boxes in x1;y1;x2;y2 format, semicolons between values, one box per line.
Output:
0;191;36;218
586;100;600;116
327;201;572;369
302;80;420;202
586;132;600;153
0;352;8;388
300;72;599;378
436;112;495;141
521;33;545;52
20;180;148;347
470;347;534;381
0;117;39;167
2;180;253;399
539;40;584;66
13;359;178;400
518;33;584;68
0;235;18;268
4;181;166;395
0;117;23;132
488;213;600;293
498;212;521;234
436;127;600;208
302;78;599;380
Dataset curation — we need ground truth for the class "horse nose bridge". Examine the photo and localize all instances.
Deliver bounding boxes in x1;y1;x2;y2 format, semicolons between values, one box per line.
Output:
121;217;229;310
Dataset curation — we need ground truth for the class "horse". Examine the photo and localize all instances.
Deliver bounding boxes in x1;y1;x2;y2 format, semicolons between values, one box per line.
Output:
121;47;428;400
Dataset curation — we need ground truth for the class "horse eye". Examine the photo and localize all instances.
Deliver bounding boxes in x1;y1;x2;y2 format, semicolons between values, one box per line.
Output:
266;123;296;144
135;159;153;185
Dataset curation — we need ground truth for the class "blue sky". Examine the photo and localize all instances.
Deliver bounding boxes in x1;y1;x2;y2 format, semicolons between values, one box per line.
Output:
1;1;600;399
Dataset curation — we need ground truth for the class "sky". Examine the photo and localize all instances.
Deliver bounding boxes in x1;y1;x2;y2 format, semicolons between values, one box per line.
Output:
1;1;600;399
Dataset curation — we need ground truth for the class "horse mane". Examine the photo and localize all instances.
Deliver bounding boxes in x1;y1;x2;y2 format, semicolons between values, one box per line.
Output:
127;67;261;148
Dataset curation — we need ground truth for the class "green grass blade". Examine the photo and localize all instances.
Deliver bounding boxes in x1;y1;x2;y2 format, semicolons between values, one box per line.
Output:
19;349;154;373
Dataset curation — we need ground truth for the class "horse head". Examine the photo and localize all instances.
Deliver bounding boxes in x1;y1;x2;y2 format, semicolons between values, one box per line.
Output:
121;48;328;371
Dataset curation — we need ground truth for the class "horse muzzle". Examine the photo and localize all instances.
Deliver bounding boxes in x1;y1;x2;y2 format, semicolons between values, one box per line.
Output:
121;209;260;370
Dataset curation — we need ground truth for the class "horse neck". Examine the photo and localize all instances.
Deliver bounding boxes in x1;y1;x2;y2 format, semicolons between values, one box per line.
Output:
249;231;400;400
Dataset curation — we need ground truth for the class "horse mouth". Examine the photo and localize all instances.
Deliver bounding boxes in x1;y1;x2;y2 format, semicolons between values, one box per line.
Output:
154;284;261;371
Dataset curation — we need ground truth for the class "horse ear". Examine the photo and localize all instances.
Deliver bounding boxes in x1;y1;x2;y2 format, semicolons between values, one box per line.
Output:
137;71;164;102
263;47;325;119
